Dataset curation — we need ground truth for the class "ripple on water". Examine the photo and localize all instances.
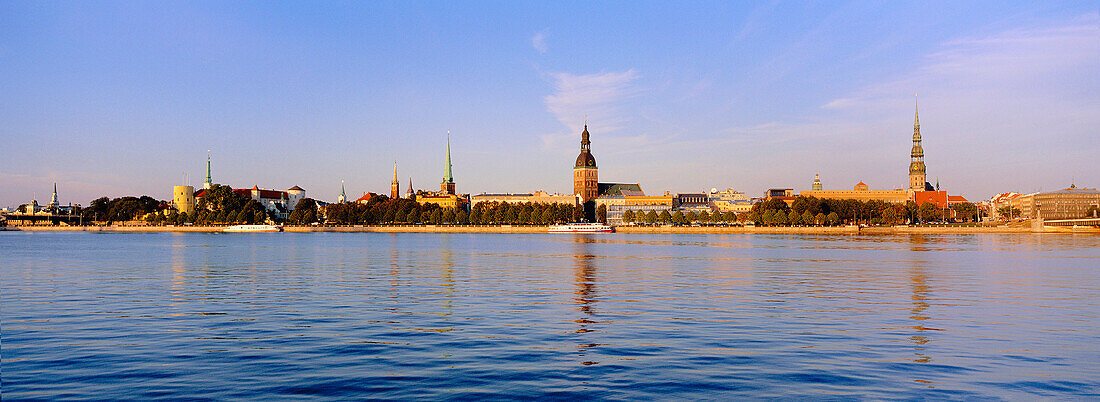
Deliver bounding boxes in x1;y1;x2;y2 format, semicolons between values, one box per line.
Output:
1;232;1098;399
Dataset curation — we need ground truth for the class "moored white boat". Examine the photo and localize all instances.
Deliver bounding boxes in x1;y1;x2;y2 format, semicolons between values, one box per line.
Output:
223;224;283;232
548;222;614;233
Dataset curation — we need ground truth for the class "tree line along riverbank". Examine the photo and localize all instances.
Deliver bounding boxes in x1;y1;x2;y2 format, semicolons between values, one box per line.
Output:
5;225;1084;234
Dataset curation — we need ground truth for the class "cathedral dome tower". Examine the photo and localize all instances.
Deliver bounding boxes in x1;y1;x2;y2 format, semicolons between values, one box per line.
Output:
573;124;599;203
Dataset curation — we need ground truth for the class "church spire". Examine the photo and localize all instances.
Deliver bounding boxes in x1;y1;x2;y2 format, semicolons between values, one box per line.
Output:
338;180;346;203
49;182;59;206
908;94;927;192
203;150;213;189
914;94;920;130
580;124;590;151
391;161;400;199
440;132;457;195
443;132;454;184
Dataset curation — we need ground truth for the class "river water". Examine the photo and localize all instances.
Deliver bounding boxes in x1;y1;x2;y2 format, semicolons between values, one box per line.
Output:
2;232;1098;399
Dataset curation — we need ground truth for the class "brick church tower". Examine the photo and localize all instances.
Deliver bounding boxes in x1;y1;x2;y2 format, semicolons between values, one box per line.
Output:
573;124;599;203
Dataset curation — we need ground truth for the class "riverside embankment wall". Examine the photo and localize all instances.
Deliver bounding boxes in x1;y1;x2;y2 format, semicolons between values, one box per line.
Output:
4;225;1088;234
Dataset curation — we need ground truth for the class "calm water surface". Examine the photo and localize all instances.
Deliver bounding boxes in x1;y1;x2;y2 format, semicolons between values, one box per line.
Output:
2;232;1098;399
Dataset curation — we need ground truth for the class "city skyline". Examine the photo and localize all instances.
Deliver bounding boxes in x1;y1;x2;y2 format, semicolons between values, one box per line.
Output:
2;2;1097;208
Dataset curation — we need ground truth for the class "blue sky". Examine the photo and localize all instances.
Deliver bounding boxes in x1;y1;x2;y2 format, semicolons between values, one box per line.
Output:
2;1;1097;208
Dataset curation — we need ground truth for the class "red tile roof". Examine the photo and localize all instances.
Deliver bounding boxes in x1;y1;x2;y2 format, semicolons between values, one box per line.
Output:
913;191;949;208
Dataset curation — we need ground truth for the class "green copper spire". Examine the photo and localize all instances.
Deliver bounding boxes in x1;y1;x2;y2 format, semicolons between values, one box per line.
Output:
204;150;212;189
443;132;454;184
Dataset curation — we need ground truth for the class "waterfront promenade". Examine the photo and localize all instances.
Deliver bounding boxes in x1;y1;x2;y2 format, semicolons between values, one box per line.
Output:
5;224;1093;234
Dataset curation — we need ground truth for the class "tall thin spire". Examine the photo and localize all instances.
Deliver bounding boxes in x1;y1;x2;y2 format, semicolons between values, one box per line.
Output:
204;150;213;189
390;161;400;199
914;93;920;129
909;93;927;192
443;131;454;184
49;182;59;206
338;180;346;203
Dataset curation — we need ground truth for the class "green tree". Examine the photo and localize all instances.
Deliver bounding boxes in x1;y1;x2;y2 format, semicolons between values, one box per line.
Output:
456;209;469;224
775;210;789;225
826;212;839;226
762;210;775;226
802;210;814;226
596;204;608;223
672;211;686;224
235;209;250;223
622;209;634;224
816;212;826;226
407;209;420;224
659;210;672;224
788;210;801;225
504;205;517;223
645;210;658;224
698;211;710;223
540;208;554;224
918;202;942;223
951;202;977;222
881;208;898;225
430;209;443;224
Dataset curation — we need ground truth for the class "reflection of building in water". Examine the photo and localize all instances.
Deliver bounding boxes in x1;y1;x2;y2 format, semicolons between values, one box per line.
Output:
907;235;937;364
572;237;601;366
908;267;932;363
438;239;456;317
574;242;598;320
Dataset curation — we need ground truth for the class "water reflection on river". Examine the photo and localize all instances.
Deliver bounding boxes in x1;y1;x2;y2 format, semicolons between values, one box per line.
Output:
2;232;1098;399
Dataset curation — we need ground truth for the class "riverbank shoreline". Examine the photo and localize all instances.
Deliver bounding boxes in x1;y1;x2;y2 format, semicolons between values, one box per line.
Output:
4;225;1095;234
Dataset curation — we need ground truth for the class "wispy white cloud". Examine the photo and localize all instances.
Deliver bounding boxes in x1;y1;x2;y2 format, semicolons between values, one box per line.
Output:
754;14;1100;199
531;31;548;54
543;70;640;131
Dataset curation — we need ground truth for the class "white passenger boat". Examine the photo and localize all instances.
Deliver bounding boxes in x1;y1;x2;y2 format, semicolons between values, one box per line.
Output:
223;224;283;232
548;223;614;233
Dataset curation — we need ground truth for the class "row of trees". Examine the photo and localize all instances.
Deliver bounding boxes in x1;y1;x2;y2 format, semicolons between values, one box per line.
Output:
301;196;446;225
83;196;161;223
619;197;982;227
748;196;980;226
621;209;740;225
299;197;588;225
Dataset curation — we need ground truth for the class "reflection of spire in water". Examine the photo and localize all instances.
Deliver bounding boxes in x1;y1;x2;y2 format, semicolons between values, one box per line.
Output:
909;268;932;363
388;234;401;292
572;236;601;366
907;235;940;365
439;238;455;317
